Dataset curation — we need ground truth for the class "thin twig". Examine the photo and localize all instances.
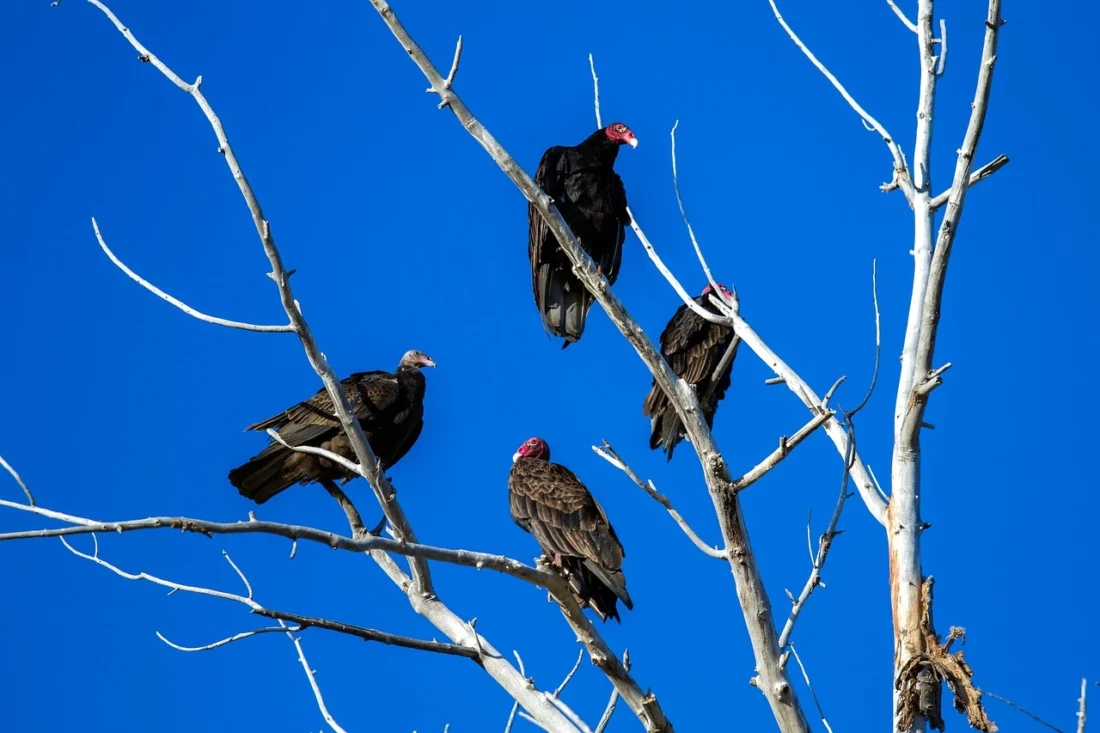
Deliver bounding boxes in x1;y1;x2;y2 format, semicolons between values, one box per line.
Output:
156;625;296;652
848;259;882;419
504;651;529;733
554;649;585;698
595;650;630;733
669;121;720;294
937;19;948;75
768;0;912;200
91;219;294;332
0;453;35;506
266;430;362;477
282;619;349;733
588;54;601;128
887;0;919;32
592;442;725;559
977;688;1064;732
1080;679;1088;733
788;644;834;733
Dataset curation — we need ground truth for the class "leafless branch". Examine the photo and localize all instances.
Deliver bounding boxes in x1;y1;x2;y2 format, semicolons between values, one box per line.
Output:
768;0;913;200
787;644;834;733
592;441;725;559
936;19;948;75
594;651;629;733
504;651;528;733
730;411;834;492
0;453;35;506
669;120;720;295
929;154;1009;210
887;0;919;32
156;625;295;653
282;619;349;733
0;498;559;589
91;219;295;333
85;0;432;596
847;260;882;419
1080;679;1088;733
265;430;363;477
777;417;854;650
977;689;1064;732
61;537;358;730
588;53;601;128
524;694;594;733
554;649;585;698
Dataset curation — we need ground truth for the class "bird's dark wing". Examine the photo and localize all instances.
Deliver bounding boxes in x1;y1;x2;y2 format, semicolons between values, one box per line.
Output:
508;459;626;572
529;146;570;315
663;305;735;388
244;370;397;433
600;170;628;285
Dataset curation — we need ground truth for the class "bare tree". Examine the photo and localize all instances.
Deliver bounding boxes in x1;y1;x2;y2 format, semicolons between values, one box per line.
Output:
4;0;1064;732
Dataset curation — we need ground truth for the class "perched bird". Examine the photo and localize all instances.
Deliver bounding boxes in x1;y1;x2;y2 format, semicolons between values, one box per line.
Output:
643;284;738;460
508;437;633;622
228;349;435;504
529;123;637;347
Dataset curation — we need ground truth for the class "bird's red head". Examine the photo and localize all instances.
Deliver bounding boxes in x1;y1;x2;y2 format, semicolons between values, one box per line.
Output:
399;349;437;369
702;283;734;302
513;437;551;463
604;122;638;149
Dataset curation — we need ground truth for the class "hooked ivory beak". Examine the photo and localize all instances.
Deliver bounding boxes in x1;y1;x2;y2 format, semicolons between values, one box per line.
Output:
421;357;437;368
512;451;522;463
627;135;638;149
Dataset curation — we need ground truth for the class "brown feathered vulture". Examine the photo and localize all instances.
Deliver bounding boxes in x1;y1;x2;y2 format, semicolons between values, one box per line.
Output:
509;437;633;622
228;349;435;504
529;123;637;347
643;284;738;460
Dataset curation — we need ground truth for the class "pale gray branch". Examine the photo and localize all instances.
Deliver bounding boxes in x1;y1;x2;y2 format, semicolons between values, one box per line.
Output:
594;651;629;733
156;625;296;653
85;0;431;595
669;120;720;295
768;0;913;199
91;218;294;333
731;411;833;492
282;619;349;733
554;649;585;698
265;429;363;477
936;19;948;75
788;645;834;733
929;154;1009;210
1079;679;1088;733
592;442;725;559
887;0;919;32
588;53;601;128
977;688;1064;732
0;453;35;506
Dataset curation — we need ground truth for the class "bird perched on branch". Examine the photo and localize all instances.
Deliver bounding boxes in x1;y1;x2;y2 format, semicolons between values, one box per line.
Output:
643;283;738;460
228;349;435;504
508;437;633;622
528;123;637;347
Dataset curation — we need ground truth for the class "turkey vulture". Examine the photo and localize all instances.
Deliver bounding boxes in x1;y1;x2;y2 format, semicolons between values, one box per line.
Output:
643;284;738;460
228;349;435;504
529;123;637;347
509;437;633;622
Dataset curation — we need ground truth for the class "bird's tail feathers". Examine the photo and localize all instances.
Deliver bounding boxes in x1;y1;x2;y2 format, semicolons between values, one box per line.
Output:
227;446;306;505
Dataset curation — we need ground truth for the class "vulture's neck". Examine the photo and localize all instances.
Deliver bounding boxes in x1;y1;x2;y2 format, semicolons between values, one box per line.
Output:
577;132;620;167
396;366;427;401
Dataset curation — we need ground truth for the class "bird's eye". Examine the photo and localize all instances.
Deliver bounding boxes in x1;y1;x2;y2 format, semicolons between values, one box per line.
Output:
614;124;625;132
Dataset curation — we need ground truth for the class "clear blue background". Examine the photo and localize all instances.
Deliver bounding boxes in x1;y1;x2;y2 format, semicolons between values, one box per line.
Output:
1;0;1094;731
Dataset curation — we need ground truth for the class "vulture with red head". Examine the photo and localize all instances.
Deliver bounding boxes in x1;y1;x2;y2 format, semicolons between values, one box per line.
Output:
228;349;435;504
509;437;633;622
528;123;638;347
643;284;738;460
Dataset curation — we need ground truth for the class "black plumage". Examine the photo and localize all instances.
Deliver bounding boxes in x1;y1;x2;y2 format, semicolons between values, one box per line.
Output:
528;123;637;347
508;437;633;622
228;349;435;504
643;284;738;460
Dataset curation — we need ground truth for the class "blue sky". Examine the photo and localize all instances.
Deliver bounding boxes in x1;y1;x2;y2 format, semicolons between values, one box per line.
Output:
1;0;1096;731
